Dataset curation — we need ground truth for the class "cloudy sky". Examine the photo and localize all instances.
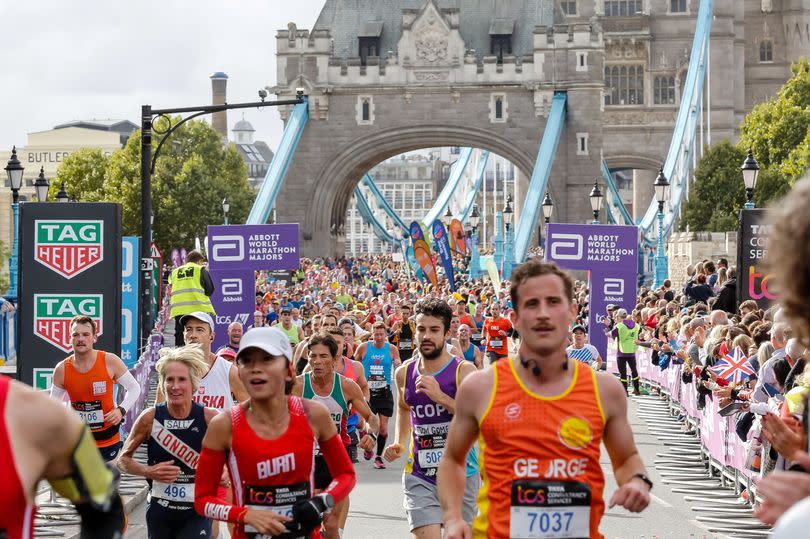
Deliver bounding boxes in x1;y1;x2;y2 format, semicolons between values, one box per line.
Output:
0;0;325;151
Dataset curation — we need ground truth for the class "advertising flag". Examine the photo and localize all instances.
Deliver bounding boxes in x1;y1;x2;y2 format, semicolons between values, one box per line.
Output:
409;221;424;242
432;221;456;292
413;239;438;289
484;256;502;295
449;219;467;256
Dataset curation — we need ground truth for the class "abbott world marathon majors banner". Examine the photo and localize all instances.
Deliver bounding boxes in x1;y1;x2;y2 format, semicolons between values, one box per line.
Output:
18;203;122;387
545;223;638;361
207;224;299;349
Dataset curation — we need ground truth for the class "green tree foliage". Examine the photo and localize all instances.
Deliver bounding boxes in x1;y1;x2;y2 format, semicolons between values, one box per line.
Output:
681;58;809;231
50;148;111;202
54;118;252;254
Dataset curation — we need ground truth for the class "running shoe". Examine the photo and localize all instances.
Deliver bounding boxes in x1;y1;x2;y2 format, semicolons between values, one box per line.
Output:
364;449;374;461
373;457;386;469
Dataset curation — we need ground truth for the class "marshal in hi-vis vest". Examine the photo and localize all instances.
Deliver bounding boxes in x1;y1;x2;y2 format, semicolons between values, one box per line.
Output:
168;262;215;318
616;322;640;354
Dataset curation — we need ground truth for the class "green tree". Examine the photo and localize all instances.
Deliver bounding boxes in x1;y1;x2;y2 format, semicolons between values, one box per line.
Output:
55;118;253;255
49;148;111;202
679;141;746;231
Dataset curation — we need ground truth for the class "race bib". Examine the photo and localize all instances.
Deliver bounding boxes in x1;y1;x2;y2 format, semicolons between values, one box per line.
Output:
152;480;195;503
399;340;412;350
73;400;104;430
417;448;444;468
509;480;591;539
244;482;310;534
490;339;503;349
472;333;483;341
414;422;449;470
368;364;387;389
369;378;387;390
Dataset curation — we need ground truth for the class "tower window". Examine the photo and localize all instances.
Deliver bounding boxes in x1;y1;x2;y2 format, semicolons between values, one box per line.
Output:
490;35;512;64
561;1;577;15
654;76;677;104
759;40;773;62
359;37;380;66
495;97;503;119
362;100;370;121
604;1;643;16
670;0;687;13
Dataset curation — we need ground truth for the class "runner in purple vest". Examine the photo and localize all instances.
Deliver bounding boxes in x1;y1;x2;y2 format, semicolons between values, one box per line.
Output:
383;298;479;539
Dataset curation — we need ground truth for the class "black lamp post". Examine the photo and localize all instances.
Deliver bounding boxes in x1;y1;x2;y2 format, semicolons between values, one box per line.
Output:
741;148;760;209
468;204;481;279
5;147;24;300
589;181;603;224
653;167;670;288
34;168;50;203
56;183;69;203
542;192;554;224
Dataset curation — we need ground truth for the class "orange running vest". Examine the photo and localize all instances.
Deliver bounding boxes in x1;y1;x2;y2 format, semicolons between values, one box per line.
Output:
474;359;606;539
63;351;120;448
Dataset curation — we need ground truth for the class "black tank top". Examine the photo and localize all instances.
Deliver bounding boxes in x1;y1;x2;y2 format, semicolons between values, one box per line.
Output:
147;402;206;510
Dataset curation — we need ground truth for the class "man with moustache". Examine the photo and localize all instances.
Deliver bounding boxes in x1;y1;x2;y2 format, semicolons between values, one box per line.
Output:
384;299;479;538
439;260;651;539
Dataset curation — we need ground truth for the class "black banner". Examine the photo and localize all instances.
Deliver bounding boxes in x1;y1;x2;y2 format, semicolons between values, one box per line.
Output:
18;203;122;387
737;208;776;310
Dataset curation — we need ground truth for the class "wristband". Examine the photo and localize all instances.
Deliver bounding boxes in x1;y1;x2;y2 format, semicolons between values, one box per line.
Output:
117;405;127;416
631;473;653;490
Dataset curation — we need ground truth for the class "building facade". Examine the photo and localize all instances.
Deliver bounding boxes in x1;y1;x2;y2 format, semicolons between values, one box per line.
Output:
266;0;809;257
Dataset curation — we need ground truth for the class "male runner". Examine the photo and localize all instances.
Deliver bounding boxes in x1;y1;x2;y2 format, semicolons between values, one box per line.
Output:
194;327;357;538
216;321;244;360
439;260;651;539
51;315;141;461
157;312;248;409
295;333;379;539
294;313;339;374
118;345;218;538
384;299;480;538
168;250;215;346
278;307;305;347
566;324;604;371
391;304;417;363
483;303;512;364
1;374;126;537
355;322;401;468
451;324;484;369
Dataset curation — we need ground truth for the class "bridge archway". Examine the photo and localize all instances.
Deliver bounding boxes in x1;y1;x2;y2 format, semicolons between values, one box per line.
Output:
303;125;537;255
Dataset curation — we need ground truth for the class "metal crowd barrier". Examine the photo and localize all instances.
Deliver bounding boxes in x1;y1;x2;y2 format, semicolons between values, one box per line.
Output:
0;309;17;367
607;343;757;493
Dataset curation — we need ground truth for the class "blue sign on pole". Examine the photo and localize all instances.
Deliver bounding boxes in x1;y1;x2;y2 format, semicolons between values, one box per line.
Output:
122;237;139;367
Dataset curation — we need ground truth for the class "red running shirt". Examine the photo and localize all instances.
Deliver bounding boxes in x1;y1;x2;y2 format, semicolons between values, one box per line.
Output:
0;375;36;538
227;396;318;539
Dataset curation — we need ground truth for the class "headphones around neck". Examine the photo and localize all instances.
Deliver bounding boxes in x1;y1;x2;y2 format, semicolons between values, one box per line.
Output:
519;354;569;377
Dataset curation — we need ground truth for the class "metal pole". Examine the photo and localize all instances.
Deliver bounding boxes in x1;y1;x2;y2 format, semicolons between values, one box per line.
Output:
8;197;19;301
469;230;480;280
654;203;668;288
494;212;504;275
140;105;153;348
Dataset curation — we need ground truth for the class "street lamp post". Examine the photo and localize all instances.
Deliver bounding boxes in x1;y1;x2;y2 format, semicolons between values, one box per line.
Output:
139;91;304;347
222;197;230;225
494;212;504;276
653;167;670;288
56;184;70;203
589;181;603;224
34;168;50;203
503;194;514;279
741;148;760;210
468;204;481;279
4;148;23;301
541;191;554;252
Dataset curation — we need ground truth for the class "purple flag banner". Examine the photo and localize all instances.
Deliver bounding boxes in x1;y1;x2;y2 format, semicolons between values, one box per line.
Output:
432;220;456;292
545;223;638;361
207;224;300;271
209;268;255;350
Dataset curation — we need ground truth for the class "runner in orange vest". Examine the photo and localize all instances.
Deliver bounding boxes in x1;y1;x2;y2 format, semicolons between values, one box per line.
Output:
439;260;651;539
51;315;141;461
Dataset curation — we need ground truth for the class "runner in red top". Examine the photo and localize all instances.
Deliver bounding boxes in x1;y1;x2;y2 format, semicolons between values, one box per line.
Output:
195;326;356;538
0;374;125;538
483;303;512;364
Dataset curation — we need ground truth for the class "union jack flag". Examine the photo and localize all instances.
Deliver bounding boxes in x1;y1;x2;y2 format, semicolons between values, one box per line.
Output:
710;346;756;383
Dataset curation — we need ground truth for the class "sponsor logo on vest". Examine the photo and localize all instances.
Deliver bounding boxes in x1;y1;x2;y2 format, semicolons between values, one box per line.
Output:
35;220;103;278
505;402;521;420
557;417;593;450
257;452;296;479
164;419;194;430
204;502;231;520
34;294;103;353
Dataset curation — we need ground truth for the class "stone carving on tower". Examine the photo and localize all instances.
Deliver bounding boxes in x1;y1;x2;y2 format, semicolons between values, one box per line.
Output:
398;0;466;80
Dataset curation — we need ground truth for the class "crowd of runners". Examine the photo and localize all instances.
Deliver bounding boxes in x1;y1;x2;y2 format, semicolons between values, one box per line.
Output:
2;177;810;538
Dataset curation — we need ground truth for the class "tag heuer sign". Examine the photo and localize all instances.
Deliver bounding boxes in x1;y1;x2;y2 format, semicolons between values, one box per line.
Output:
35;220;104;278
34;294;103;353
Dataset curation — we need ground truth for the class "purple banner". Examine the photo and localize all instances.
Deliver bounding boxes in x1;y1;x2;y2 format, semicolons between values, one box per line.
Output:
207;224;300;271
545;223;638;360
432;221;456;292
209;268;255;350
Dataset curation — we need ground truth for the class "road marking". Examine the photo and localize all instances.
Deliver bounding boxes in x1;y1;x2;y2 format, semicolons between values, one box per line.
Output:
650;493;673;508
